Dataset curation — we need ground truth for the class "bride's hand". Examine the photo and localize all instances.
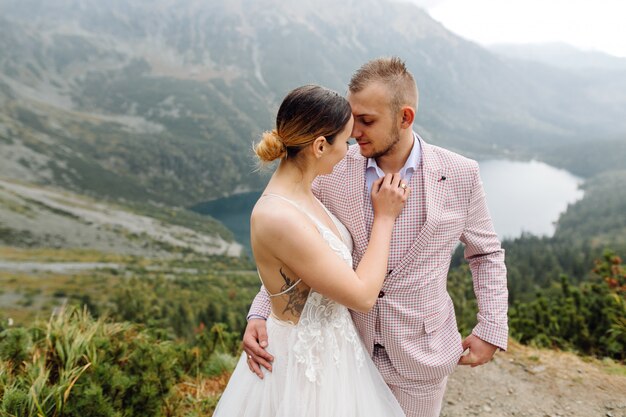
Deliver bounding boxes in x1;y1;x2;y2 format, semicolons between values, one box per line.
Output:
371;173;409;220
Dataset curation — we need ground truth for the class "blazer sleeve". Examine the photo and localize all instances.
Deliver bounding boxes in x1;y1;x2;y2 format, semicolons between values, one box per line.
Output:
459;162;509;350
247;285;272;320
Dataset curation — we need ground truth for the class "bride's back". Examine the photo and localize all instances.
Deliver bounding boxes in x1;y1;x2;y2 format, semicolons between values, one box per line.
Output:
250;197;313;325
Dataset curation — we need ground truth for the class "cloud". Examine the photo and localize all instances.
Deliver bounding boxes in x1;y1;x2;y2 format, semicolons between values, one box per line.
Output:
391;0;448;9
401;0;626;57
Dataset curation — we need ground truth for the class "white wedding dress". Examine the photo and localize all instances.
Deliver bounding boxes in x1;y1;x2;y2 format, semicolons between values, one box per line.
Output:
212;194;405;417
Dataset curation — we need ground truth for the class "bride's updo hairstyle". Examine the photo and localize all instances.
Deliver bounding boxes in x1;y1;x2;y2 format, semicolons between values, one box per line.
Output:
255;85;352;164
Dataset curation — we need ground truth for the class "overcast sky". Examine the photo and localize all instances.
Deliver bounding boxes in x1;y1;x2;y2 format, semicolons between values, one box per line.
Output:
402;0;626;57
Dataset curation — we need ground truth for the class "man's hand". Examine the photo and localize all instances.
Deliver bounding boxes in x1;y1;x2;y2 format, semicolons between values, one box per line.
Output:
458;334;498;367
242;318;274;379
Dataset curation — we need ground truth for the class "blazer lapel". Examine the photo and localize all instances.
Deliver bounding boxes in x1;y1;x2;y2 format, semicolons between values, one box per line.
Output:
391;138;448;277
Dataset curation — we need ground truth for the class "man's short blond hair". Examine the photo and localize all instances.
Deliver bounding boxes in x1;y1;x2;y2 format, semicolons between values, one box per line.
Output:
349;57;418;115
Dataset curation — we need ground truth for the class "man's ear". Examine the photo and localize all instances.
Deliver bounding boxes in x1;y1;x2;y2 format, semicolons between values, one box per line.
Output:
312;136;327;158
400;106;415;128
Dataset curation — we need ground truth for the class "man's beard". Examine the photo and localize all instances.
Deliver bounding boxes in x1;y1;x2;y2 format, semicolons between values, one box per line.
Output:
369;125;401;159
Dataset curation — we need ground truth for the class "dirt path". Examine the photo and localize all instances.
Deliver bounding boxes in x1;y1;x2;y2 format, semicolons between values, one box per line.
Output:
0;261;122;272
441;341;626;417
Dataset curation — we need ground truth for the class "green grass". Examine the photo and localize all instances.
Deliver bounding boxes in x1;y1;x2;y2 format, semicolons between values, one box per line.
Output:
0;196;35;217
600;357;626;377
0;246;134;263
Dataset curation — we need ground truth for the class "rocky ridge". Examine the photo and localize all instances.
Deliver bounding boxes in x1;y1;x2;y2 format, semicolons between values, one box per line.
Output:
0;177;241;257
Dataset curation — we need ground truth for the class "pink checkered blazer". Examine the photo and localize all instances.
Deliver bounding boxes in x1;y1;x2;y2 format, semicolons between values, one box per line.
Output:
249;136;508;381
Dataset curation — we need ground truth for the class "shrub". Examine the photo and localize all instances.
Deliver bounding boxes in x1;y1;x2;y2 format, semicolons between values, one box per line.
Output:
0;307;180;416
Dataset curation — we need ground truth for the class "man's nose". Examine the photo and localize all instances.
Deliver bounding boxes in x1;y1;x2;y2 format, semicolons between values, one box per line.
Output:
351;125;361;139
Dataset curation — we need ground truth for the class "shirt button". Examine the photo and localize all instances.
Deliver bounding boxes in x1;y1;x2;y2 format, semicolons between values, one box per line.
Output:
378;291;385;298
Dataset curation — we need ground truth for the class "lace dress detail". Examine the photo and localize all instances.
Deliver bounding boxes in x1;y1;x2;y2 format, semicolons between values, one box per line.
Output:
294;292;366;383
291;212;366;383
212;194;406;417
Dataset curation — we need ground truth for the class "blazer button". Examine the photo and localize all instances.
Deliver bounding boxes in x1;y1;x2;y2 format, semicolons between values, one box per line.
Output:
378;291;385;298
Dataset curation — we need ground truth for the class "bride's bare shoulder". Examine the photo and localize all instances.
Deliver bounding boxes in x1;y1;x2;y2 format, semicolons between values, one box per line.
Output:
251;197;309;238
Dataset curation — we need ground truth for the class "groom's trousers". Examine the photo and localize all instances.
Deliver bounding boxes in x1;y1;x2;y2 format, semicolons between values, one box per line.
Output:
373;344;448;417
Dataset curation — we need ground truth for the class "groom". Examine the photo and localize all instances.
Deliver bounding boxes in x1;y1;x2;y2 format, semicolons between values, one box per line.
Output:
244;57;508;417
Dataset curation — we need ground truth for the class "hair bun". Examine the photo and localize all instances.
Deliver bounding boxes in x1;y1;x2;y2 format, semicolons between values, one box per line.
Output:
255;130;287;162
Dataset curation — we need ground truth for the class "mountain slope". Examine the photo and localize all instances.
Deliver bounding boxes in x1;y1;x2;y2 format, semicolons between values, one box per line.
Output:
1;0;626;206
0;177;241;256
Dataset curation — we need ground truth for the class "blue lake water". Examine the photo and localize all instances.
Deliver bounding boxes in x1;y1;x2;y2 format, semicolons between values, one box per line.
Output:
193;159;585;251
478;159;584;239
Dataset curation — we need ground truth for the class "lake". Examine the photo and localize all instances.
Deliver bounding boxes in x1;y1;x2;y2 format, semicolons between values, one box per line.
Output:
478;159;584;239
191;159;584;251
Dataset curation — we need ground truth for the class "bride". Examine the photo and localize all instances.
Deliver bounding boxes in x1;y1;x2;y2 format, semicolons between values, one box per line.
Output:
212;85;409;417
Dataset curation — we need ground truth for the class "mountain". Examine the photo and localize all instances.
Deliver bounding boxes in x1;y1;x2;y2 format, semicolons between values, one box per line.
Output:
1;0;626;208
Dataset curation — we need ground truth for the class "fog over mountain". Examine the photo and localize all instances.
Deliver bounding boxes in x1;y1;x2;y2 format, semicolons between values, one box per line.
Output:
490;42;626;71
1;0;626;205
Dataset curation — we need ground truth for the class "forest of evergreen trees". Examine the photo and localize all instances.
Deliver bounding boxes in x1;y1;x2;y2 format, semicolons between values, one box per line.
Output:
449;248;626;360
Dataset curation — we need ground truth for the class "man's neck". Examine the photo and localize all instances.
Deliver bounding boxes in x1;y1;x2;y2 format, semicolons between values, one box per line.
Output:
374;131;415;174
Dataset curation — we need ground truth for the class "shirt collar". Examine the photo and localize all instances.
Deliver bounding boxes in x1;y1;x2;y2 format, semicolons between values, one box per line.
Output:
366;132;422;177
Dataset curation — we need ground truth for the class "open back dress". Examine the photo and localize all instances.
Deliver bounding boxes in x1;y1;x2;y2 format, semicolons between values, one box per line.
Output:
212;194;405;417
